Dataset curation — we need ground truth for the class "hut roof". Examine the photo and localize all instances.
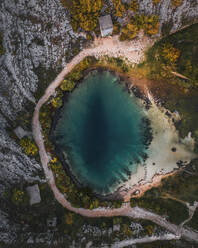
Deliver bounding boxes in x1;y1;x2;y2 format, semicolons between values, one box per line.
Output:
99;15;113;31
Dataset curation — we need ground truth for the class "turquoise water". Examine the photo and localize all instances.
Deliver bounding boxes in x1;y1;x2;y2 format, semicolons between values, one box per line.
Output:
53;71;149;195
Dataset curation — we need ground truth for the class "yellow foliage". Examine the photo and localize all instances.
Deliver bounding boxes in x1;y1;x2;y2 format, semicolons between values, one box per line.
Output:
112;0;125;17
70;0;103;31
171;0;183;7
11;188;27;206
51;96;63;108
65;212;74;225
113;22;121;35
51;157;57;163
145;225;154;236
120;23;138;41
128;0;139;12
162;43;180;64
60;79;76;91
20;137;38;156
135;14;160;35
60;0;72;8
152;0;161;4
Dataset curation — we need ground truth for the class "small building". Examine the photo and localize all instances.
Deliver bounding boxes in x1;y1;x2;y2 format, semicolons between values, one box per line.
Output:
14;126;27;139
99;15;113;37
26;184;41;205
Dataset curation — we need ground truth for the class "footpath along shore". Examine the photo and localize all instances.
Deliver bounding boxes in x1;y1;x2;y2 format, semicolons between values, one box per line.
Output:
32;35;198;243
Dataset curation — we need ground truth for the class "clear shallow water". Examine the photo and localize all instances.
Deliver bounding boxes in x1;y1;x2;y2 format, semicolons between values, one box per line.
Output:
53;71;149;195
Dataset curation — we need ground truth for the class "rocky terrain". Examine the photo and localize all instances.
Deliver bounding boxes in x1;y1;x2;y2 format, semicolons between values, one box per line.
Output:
0;0;198;245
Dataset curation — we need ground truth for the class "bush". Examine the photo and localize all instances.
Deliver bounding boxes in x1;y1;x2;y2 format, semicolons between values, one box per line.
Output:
20;137;38;156
51;96;63;108
60;79;76;91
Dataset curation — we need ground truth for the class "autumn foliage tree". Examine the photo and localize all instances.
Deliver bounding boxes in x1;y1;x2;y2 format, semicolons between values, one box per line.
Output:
127;0;139;12
134;14;160;36
112;0;125;17
152;0;161;4
162;43;180;64
20;137;38;156
171;0;183;7
120;14;160;41
70;0;103;31
120;23;138;41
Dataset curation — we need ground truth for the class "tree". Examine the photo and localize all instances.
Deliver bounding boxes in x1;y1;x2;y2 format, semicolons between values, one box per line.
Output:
127;0;139;12
120;23;138;41
143;15;160;35
112;0;125;17
51;96;63;108
162;43;180;64
70;0;103;32
134;14;160;36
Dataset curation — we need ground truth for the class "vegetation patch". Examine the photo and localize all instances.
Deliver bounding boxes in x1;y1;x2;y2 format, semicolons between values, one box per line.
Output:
144;23;198;88
61;0;103;32
20;137;38;156
152;0;161;4
120;14;160;41
171;0;183;7
0;33;5;55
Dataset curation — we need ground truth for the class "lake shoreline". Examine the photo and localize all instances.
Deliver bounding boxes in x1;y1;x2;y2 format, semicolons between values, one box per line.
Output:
49;66;195;202
50;67;153;201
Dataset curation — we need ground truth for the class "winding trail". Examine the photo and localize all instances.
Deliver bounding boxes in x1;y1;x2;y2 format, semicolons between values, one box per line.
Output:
32;35;198;243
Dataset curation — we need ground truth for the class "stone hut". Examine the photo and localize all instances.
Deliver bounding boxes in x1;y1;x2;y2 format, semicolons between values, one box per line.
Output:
14;126;27;139
26;184;41;205
99;15;113;37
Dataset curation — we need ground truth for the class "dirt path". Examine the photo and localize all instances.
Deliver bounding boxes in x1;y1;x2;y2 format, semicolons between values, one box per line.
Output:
32;35;198;243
